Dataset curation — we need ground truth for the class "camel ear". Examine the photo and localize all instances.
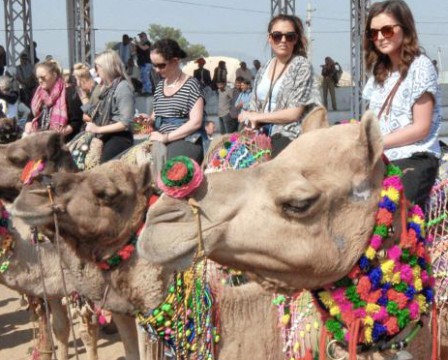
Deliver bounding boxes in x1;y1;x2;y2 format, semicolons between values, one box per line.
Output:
358;110;383;168
45;132;66;162
6;141;29;166
135;163;152;193
301;106;329;133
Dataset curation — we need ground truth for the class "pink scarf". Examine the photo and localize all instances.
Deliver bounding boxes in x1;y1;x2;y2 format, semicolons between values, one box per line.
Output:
31;77;68;131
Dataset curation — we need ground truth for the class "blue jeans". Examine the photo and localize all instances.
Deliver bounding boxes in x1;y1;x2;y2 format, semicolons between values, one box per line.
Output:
139;63;152;93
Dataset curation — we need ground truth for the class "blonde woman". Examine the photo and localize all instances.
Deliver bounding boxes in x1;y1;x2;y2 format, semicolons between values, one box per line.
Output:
25;58;82;141
72;63;100;123
85;50;135;162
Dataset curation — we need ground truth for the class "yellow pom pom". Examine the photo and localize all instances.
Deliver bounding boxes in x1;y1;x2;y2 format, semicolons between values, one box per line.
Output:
293;342;300;352
414;278;423;291
281;314;290;325
381;260;395;282
416;294;429;313
392;272;401;284
366;304;380;315
365;246;376;260
364;315;374;326
330;305;340;316
318;291;335;308
300;330;305;338
364;326;373;344
314;321;320;329
305;323;311;332
219;149;228;158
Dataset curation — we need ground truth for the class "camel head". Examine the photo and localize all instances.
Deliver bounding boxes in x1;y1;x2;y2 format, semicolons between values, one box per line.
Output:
139;109;386;292
12;160;151;263
0;131;76;202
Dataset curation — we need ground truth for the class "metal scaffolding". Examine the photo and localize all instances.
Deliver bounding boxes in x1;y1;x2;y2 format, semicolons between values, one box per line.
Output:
271;0;295;16
350;0;370;119
66;0;95;67
3;0;34;65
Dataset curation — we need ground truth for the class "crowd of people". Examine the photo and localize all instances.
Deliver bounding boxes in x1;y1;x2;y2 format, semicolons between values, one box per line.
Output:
0;0;441;209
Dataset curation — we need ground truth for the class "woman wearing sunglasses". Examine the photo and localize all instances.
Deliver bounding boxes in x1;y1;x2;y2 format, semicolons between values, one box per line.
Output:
363;0;441;208
238;14;321;157
25;58;83;142
149;38;205;164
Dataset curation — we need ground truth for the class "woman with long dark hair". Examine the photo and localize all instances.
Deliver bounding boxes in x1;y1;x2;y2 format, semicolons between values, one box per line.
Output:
363;0;441;208
238;14;321;157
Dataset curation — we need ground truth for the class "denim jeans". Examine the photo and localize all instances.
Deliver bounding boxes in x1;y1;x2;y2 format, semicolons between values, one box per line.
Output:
139;63;152;94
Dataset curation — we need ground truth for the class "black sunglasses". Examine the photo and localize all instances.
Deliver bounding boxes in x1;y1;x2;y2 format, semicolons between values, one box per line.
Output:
269;31;298;44
153;63;168;70
366;24;401;41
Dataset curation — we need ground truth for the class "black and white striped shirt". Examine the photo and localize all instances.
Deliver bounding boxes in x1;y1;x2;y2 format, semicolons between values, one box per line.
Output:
154;77;204;133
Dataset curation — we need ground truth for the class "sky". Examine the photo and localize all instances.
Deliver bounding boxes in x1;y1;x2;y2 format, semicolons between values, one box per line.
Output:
0;0;447;74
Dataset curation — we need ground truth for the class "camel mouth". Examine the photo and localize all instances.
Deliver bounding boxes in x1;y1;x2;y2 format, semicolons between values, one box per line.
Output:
11;204;53;227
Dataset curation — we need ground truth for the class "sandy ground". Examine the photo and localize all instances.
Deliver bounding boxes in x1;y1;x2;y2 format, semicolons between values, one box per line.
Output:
0;285;126;360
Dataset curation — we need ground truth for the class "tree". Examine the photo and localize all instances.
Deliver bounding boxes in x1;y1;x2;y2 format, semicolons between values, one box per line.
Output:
147;24;208;61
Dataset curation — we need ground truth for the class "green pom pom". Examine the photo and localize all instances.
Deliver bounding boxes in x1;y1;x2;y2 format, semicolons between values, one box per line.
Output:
386;164;402;177
386;301;399;316
397;309;410;329
374;224;388;238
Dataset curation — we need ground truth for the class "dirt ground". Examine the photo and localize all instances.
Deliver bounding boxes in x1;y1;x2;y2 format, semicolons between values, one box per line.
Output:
0;285;126;360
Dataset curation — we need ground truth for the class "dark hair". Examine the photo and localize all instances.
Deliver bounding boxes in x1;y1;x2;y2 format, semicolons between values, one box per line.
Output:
235;76;244;82
268;14;307;57
364;0;420;85
242;80;251;85
150;38;187;61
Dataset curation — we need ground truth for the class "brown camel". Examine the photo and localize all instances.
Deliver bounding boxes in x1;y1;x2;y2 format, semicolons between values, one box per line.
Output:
0;133;150;360
134;108;438;360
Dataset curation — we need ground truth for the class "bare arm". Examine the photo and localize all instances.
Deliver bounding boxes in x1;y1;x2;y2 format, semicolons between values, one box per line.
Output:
383;92;434;149
238;107;306;128
151;97;204;143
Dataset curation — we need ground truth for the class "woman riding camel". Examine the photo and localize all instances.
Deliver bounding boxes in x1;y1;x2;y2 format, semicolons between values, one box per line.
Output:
238;14;321;157
363;0;441;208
85;50;135;163
25;58;82;142
149;38;205;164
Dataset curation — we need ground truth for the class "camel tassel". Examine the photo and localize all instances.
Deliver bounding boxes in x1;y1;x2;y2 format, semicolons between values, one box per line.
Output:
319;325;329;360
432;303;438;360
348;319;361;360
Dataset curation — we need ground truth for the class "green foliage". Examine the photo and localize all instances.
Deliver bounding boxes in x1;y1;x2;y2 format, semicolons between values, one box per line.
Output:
147;24;209;61
105;41;118;50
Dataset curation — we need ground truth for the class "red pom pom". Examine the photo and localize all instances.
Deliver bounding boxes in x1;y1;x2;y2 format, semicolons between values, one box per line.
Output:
166;162;188;181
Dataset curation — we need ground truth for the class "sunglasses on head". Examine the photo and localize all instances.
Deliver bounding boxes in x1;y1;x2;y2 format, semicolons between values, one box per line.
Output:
367;24;401;41
269;31;298;44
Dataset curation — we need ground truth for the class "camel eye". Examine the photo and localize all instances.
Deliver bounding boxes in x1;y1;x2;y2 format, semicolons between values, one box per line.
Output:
282;195;319;217
94;188;120;204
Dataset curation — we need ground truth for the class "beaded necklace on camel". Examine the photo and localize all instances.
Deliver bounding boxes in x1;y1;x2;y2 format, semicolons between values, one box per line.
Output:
138;156;220;360
314;163;436;359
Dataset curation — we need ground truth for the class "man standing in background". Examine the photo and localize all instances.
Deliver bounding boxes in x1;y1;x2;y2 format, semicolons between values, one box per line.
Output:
134;32;152;95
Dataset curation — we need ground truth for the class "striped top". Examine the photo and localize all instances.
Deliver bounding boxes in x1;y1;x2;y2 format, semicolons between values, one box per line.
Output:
154;77;204;133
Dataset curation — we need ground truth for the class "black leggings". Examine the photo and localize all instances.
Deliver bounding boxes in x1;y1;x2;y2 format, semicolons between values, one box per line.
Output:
167;139;203;164
100;131;134;163
392;152;439;210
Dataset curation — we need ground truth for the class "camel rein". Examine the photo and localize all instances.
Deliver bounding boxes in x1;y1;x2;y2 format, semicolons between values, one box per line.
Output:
43;182;81;360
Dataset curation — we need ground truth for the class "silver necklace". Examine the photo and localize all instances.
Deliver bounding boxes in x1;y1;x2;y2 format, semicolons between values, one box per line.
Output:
165;72;183;88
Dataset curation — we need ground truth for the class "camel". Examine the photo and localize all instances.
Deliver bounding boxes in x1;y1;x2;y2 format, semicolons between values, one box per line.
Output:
134;108;439;359
0;133;149;360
